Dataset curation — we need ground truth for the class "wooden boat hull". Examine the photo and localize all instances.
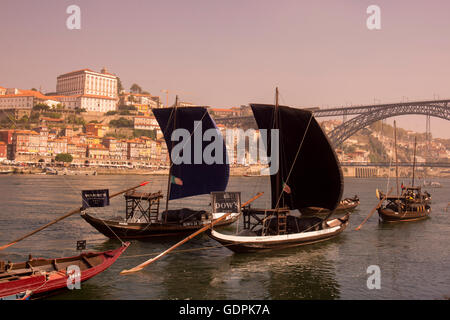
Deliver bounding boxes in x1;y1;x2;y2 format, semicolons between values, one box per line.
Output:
208;214;350;253
377;207;430;222
0;243;129;299
81;212;240;240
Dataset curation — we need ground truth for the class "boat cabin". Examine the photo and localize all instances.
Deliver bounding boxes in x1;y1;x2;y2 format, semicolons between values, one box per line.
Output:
124;191;163;223
242;206;324;236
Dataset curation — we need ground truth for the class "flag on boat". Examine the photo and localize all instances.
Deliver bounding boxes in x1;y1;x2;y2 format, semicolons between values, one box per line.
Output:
170;175;183;186
283;182;291;194
375;188;381;200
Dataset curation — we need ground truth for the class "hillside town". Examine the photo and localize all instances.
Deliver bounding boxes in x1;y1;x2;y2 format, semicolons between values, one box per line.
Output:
0;67;448;176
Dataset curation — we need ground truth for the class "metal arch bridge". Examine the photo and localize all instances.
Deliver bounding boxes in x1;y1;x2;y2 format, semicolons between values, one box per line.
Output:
214;99;450;146
325;100;450;146
340;162;450;168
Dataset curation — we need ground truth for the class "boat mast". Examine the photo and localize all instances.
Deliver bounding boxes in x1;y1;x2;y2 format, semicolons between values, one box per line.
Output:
394;120;399;199
164;96;178;220
412;136;417;187
274;87;281;208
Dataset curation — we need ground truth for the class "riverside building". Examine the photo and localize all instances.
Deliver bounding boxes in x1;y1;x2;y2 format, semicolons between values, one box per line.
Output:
56;68;118;112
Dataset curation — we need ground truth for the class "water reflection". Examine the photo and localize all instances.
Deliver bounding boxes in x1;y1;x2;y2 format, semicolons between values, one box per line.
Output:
149;239;342;300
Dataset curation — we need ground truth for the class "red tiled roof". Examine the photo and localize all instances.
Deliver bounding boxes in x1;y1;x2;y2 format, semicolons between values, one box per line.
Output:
57;68;117;79
81;94;117;100
134;115;156;119
40;117;64;122
0;90;57;100
57;69;94;78
88;144;107;150
210;108;238;113
14;130;39;135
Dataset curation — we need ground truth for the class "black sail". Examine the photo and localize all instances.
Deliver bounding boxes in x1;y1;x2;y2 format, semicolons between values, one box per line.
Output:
251;104;343;211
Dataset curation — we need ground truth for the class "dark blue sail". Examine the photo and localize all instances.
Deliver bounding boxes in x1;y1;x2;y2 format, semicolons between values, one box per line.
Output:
153;107;229;200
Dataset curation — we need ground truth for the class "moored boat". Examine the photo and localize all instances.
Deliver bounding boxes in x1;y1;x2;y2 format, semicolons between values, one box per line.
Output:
376;130;431;222
430;181;442;188
81;101;240;239
300;195;359;216
209;213;350;253
377;187;431;222
81;192;239;239
0;243;129;299
208;88;349;252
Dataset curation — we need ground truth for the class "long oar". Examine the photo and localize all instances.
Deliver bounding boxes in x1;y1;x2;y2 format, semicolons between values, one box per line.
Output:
120;192;264;274
0;181;150;251
355;187;393;231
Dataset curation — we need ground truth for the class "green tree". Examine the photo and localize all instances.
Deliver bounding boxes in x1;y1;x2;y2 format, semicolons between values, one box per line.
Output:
33;103;50;112
119;104;136;111
130;83;142;94
109;117;133;128
42;112;62;119
55;153;73;163
134;129;156;139
117;77;123;95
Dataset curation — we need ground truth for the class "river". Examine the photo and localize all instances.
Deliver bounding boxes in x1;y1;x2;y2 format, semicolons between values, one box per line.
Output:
0;175;449;299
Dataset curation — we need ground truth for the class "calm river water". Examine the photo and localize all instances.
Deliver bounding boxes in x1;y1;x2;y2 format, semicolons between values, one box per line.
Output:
0;175;449;299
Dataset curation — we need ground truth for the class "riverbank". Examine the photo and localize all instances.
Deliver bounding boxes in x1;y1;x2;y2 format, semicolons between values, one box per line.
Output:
0;165;249;176
1;164;448;177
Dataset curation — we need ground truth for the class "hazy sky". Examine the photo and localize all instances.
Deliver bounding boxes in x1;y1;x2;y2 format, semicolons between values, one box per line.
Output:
1;0;449;138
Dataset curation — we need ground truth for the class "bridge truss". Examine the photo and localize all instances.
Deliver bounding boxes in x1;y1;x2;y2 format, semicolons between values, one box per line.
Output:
326;100;450;146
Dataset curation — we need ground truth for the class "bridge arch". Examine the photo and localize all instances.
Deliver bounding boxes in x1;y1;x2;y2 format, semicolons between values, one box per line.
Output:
328;103;450;146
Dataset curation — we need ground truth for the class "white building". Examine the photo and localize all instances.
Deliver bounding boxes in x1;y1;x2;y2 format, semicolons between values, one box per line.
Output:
0;89;60;110
56;68;118;112
56;68;117;98
56;94;117;113
134;116;162;137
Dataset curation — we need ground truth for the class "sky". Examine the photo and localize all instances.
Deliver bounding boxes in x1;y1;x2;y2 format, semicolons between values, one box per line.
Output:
0;0;449;138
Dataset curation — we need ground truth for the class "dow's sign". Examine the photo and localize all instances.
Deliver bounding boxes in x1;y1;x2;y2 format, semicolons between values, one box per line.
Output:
211;192;241;213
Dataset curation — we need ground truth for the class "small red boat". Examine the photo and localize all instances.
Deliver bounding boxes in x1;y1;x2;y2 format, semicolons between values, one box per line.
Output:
0;243;129;299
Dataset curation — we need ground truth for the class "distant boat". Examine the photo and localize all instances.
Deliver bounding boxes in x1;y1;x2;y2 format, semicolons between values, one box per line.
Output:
377;186;431;222
423;180;442;188
82;99;240;239
0;170;13;174
0;243;129;300
300;195;360;216
208;88;349;253
377;127;431;222
430;181;442;188
243;171;270;177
